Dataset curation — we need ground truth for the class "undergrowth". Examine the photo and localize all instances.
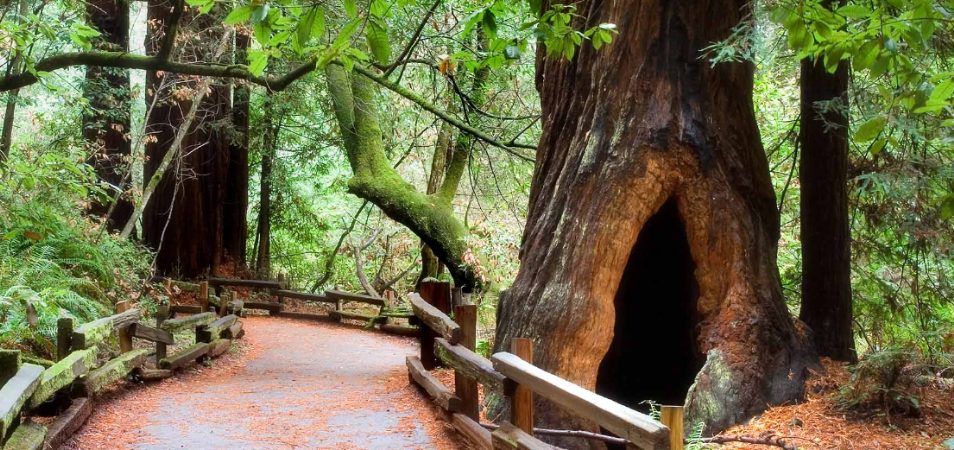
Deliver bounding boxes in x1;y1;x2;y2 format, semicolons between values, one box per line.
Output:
0;150;154;358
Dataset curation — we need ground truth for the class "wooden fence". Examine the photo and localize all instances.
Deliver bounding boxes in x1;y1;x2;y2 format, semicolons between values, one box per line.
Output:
0;288;246;450
406;281;684;450
195;277;420;336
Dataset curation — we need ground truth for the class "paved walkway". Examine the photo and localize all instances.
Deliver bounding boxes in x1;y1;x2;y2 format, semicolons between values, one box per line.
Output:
65;317;460;449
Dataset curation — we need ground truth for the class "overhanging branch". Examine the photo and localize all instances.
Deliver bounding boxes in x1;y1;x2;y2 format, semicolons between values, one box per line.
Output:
0;51;536;159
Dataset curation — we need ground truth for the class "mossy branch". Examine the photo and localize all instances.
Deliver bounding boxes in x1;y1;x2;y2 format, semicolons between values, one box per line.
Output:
326;65;476;289
0;53;535;160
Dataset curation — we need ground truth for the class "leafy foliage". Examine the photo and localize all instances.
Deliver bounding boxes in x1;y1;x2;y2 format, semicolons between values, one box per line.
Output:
0;114;153;358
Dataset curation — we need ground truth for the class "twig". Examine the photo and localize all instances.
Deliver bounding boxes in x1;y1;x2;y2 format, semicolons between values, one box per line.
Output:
694;434;799;450
479;423;628;445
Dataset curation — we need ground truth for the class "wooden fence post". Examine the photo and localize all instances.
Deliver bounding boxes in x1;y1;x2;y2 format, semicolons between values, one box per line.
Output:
454;304;479;420
199;281;209;313
155;304;169;364
116;301;133;353
418;281;451;370
510;337;534;434
660;405;685;450
0;349;20;385
56;317;73;361
218;290;230;316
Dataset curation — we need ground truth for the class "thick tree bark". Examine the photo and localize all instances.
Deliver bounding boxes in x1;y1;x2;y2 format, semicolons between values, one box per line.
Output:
83;0;133;231
223;32;250;266
493;0;815;440
798;44;854;361
142;4;238;277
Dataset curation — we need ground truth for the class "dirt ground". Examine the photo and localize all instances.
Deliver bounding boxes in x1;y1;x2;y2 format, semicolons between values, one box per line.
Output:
63;317;462;449
721;358;954;450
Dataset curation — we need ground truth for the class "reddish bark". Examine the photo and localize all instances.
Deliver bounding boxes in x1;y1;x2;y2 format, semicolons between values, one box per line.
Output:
798;31;855;362
494;0;815;440
142;4;244;277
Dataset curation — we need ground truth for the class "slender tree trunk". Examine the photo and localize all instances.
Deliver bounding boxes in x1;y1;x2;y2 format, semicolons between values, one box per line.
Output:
223;31;250;266
798;20;854;361
416;63;489;288
0;0;30;164
416;115;452;286
254;104;276;278
142;5;238;277
493;0;815;440
84;0;133;231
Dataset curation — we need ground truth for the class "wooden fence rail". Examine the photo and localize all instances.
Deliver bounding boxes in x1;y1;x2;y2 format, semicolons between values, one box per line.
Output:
199;277;418;337
406;280;680;450
0;291;246;450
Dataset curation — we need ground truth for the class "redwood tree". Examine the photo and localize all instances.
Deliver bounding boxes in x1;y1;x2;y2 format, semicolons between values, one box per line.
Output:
798;10;855;362
142;3;246;276
494;0;815;438
83;0;133;231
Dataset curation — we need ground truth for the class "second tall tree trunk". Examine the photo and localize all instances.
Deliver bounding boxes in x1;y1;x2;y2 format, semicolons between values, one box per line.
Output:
142;5;247;277
798;41;855;361
84;0;133;231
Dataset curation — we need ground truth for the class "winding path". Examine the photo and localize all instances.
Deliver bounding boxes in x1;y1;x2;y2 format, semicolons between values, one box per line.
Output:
64;317;461;449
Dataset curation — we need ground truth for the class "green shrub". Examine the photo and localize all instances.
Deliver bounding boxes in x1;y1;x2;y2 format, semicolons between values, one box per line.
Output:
0;151;153;358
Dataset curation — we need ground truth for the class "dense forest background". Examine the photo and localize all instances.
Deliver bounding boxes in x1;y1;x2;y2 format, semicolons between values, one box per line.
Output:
0;0;951;430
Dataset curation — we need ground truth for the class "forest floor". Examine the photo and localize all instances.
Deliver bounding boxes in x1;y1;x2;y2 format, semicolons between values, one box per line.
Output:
721;358;954;449
62;317;461;449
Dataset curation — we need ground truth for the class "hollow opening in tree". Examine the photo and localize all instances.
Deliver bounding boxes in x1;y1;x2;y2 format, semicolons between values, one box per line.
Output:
596;197;704;412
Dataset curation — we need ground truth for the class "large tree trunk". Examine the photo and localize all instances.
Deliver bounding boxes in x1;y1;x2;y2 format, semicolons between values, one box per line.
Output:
142;4;237;277
223;32;250;266
798;49;854;361
493;0;815;440
83;0;133;231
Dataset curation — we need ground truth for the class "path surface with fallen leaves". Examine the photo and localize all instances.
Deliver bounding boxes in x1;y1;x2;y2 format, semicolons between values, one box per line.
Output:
64;316;461;450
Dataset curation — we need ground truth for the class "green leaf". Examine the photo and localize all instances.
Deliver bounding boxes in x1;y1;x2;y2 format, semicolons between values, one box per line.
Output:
296;7;325;47
928;80;954;104
254;21;272;45
854;116;887;142
225;5;256;25
836;4;870;19
252;4;270;23
366;20;391;64
854;41;880;70
870;137;887;156
527;0;542;16
370;0;388;18
248;50;269;76
940;194;954;220
482;10;497;37
343;0;357;18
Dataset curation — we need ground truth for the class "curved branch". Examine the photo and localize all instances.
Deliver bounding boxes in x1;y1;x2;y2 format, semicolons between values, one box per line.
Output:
0;52;536;158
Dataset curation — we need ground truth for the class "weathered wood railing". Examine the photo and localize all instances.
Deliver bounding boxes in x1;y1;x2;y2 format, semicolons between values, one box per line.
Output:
185;276;419;337
0;295;246;450
406;281;681;450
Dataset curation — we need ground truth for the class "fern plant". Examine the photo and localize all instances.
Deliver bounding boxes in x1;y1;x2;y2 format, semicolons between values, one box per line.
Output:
0;149;154;358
